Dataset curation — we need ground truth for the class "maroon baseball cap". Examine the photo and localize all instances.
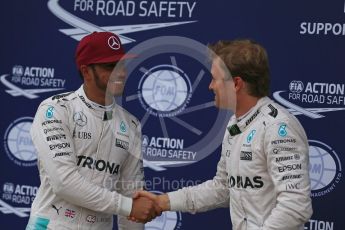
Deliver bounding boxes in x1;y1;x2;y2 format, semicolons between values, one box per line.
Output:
75;32;135;70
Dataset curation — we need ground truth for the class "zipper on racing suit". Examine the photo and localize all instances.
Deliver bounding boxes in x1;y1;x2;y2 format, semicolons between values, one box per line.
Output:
238;134;249;229
77;121;106;230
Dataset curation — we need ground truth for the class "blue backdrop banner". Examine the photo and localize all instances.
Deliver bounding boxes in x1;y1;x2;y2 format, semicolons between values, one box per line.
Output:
1;0;344;229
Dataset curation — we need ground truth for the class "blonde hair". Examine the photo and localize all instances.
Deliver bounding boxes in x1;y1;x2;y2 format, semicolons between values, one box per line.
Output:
208;39;270;97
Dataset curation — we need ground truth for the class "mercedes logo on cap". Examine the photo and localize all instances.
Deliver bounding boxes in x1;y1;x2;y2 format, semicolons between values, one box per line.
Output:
108;36;121;50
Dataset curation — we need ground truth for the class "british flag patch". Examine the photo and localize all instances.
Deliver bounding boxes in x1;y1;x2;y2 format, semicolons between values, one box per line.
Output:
64;209;75;218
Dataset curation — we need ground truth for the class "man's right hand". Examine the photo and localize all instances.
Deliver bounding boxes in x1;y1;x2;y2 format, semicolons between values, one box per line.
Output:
128;191;170;223
129;194;162;223
136;191;170;212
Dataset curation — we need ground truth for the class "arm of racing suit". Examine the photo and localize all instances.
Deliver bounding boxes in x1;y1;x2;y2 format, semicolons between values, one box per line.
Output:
262;118;313;229
31;102;133;216
116;121;145;230
167;143;229;213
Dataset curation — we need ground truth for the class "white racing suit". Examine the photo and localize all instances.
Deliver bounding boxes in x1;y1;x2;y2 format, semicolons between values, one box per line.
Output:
168;97;312;230
26;85;144;230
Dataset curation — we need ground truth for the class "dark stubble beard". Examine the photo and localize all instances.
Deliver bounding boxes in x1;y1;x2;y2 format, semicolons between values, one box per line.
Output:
91;67;115;105
92;70;107;92
92;68;123;106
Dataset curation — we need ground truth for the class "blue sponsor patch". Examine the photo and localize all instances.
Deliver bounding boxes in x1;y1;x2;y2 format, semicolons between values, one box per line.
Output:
45;106;54;119
247;130;256;143
278;124;287;137
26;216;50;230
120;121;127;133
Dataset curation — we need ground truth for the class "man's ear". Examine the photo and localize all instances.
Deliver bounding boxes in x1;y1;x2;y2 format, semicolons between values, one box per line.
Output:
80;65;91;81
233;76;244;93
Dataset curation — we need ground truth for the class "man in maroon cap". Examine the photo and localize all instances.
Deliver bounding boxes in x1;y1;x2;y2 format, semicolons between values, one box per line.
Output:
27;32;160;230
75;31;136;105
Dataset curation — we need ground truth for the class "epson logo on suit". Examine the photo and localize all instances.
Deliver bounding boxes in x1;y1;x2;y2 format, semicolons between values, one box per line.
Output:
49;143;70;150
278;164;302;173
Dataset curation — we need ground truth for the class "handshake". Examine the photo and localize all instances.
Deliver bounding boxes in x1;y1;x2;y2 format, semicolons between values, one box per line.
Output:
128;191;170;223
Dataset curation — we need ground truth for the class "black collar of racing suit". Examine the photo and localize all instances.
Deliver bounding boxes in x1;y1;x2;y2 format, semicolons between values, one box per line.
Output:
227;97;270;136
76;85;115;121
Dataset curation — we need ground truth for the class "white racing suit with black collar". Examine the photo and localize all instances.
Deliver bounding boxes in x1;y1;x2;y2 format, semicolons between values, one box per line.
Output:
26;85;144;230
168;97;312;230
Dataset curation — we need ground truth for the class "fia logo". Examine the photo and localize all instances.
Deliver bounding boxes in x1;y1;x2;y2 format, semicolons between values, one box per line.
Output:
289;81;304;93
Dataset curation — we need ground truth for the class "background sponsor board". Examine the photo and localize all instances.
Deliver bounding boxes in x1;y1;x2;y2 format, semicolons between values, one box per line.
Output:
1;0;344;229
